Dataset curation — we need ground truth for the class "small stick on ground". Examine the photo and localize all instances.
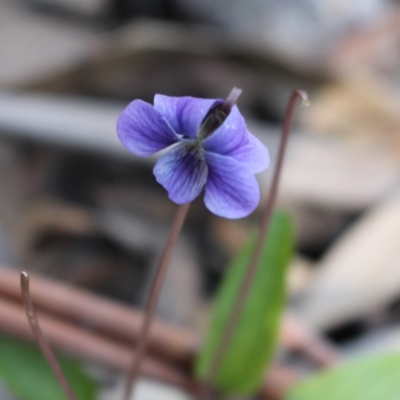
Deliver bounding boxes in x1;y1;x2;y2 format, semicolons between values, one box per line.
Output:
20;271;77;400
0;266;197;366
282;312;340;368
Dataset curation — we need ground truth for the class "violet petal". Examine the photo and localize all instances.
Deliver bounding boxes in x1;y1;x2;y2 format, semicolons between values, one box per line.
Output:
154;95;220;138
203;106;269;173
204;152;260;219
202;105;248;155
117;100;179;156
154;142;208;204
226;132;270;173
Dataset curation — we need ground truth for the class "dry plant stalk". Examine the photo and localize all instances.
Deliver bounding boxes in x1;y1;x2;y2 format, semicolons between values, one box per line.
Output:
20;271;77;400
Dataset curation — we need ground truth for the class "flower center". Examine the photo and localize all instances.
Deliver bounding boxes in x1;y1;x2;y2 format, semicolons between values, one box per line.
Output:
183;138;204;161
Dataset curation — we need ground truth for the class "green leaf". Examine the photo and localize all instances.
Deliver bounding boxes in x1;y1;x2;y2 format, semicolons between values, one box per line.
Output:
0;333;98;400
286;354;400;400
195;211;295;395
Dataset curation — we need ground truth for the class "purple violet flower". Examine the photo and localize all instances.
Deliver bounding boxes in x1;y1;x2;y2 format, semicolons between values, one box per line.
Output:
116;89;270;219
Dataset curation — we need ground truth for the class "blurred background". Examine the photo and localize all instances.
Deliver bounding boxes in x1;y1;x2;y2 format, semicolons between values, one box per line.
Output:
1;0;400;398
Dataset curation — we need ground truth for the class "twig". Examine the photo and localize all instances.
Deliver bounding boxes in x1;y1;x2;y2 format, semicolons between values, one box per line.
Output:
20;272;77;400
125;203;191;400
261;364;301;400
0;295;197;391
204;90;309;383
0;266;197;366
281;313;340;368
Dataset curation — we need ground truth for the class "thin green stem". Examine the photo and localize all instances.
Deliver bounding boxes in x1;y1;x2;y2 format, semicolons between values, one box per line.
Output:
124;202;191;400
20;272;77;400
204;90;308;384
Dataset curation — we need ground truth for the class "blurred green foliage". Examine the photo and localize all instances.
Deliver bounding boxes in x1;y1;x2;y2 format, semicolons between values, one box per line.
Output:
286;353;400;400
0;334;98;400
195;211;295;395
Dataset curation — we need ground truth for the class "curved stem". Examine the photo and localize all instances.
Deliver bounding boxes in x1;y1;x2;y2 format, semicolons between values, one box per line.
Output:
20;272;77;400
204;90;308;383
124;202;191;400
